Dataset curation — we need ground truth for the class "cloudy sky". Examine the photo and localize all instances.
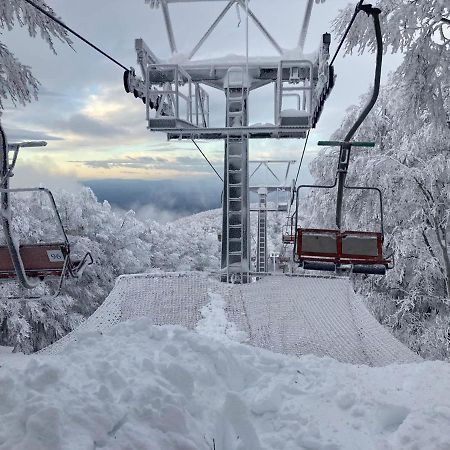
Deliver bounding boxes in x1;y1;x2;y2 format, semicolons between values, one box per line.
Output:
2;0;403;188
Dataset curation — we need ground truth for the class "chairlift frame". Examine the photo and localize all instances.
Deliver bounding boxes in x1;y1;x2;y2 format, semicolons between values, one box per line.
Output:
291;4;393;275
0;123;93;298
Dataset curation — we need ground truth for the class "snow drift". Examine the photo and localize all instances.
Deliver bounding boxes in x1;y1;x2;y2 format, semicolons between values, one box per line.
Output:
1;319;449;450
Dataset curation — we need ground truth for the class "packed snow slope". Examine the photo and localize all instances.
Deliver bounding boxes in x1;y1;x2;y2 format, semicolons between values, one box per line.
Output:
1;319;450;450
44;272;420;366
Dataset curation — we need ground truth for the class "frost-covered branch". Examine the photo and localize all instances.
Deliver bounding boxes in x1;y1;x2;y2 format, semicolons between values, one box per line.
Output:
0;0;72;108
0;42;39;108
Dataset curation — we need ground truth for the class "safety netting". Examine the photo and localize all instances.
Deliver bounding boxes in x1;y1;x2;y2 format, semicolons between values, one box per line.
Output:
42;272;421;366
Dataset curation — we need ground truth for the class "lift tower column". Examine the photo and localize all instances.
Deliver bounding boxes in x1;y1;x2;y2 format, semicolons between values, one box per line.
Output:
221;68;250;282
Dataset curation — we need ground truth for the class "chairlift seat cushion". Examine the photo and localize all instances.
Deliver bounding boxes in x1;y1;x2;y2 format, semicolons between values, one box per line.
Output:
301;231;337;255
0;243;68;278
341;234;379;257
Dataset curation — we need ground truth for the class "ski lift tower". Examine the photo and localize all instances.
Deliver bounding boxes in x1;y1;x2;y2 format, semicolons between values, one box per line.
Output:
250;160;296;273
124;0;334;282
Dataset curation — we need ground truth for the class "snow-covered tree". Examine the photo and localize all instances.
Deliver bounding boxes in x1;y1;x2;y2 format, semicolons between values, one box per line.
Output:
0;188;222;353
0;0;71;108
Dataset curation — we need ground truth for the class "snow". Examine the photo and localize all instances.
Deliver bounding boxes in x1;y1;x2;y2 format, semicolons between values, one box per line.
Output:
1;318;449;450
167;49;318;67
195;292;248;343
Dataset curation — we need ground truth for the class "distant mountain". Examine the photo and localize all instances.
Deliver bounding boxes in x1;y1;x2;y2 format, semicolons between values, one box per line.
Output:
83;177;222;219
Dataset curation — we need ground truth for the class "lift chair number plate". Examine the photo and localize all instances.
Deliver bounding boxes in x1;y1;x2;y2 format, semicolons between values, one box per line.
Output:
47;250;64;262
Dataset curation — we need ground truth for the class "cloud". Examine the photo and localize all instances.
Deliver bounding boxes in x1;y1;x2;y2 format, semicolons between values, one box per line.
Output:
11;161;83;193
71;154;221;175
71;155;167;169
55;113;129;138
133;203;186;224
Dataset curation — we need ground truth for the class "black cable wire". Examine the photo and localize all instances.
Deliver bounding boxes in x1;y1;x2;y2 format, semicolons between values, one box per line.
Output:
22;0;129;71
294;129;310;189
288;129;310;215
330;0;364;66
191;139;223;182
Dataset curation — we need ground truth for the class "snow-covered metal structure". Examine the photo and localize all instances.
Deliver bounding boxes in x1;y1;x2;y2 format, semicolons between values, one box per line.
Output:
125;0;334;282
249;160;296;273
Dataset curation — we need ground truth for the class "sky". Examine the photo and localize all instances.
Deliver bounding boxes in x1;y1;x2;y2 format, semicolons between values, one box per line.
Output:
1;0;403;189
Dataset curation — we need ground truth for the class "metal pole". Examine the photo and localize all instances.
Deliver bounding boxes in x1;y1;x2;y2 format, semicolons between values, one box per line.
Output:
236;0;283;55
161;1;177;54
188;1;235;60
298;0;314;52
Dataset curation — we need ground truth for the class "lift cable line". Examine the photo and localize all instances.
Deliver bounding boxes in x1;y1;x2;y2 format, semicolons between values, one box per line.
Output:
294;129;311;191
287;129;311;221
22;0;129;71
191;140;223;182
330;0;365;66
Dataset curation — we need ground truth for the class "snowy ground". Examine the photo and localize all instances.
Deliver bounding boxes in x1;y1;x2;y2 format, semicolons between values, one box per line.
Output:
1;317;450;450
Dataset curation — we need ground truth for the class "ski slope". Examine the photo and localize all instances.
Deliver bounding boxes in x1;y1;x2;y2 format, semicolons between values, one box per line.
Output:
43;272;420;366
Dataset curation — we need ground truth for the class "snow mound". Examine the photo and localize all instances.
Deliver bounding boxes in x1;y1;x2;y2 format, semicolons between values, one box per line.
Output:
43;272;420;367
2;319;450;450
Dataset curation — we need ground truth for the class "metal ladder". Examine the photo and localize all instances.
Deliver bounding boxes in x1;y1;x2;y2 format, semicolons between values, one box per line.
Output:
226;67;246;127
222;66;250;283
225;135;249;282
256;189;268;273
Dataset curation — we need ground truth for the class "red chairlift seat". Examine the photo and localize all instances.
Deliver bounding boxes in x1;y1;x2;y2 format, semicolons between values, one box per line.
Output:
282;234;296;244
0;243;92;280
295;228;391;275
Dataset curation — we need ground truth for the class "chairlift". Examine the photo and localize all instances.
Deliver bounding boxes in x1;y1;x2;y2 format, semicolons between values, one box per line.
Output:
291;4;392;276
293;141;393;275
0;124;93;298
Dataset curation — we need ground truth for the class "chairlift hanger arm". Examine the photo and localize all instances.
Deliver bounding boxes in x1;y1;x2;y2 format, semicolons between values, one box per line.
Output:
335;4;383;229
298;0;314;52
